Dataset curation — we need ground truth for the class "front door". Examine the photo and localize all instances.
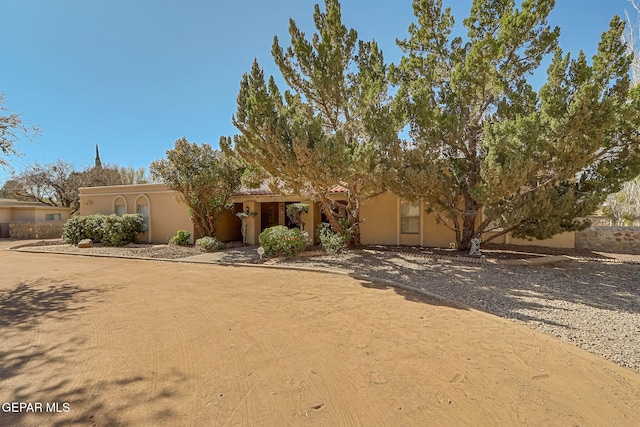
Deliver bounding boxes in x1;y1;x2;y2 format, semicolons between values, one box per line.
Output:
260;202;279;231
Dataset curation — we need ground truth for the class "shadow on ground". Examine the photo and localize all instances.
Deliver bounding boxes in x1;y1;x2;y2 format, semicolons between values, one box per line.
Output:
0;278;186;426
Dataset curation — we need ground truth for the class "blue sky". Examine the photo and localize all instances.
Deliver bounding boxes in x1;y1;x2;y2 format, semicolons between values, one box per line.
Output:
0;0;636;184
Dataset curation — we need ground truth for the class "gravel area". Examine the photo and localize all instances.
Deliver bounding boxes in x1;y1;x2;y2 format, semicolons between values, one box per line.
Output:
279;249;640;371
15;241;203;259
13;240;640;371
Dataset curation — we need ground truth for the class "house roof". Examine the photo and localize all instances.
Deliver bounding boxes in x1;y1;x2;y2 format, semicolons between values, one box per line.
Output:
233;183;348;196
0;198;55;208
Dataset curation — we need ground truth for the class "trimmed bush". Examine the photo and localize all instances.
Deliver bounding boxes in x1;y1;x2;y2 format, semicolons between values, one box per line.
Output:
63;214;106;244
101;214;145;246
258;225;308;257
169;230;191;246
62;214;143;246
316;222;347;254
195;236;225;252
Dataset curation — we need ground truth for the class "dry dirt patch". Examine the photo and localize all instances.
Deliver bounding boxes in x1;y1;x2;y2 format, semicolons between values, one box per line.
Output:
1;246;639;426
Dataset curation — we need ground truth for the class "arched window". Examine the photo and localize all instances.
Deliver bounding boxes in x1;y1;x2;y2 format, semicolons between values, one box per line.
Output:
113;195;127;216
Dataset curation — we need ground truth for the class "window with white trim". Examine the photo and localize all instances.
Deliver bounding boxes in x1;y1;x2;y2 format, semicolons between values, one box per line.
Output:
400;200;420;234
45;213;62;221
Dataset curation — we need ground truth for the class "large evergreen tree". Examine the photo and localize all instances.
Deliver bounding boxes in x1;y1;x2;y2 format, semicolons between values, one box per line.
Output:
389;0;640;250
230;0;396;245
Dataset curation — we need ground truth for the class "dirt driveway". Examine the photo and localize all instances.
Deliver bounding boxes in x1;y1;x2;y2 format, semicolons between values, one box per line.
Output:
1;243;639;426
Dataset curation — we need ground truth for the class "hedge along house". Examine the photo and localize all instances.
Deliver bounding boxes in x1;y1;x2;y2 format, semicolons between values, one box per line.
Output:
78;182;575;249
0;198;71;239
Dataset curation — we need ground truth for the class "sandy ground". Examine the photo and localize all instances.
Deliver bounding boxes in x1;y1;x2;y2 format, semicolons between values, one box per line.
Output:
1;243;639;426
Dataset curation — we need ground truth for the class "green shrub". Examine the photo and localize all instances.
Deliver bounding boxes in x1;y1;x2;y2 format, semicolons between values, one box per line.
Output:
101;214;145;246
258;225;308;257
62;214;143;246
316;222;347;254
195;236;225;252
63;214;105;244
169;230;191;246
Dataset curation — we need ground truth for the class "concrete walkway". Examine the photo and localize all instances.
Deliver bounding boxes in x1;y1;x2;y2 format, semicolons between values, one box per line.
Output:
180;244;261;264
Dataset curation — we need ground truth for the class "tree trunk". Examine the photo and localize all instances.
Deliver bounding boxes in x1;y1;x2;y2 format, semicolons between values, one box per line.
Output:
346;196;361;247
458;195;480;251
318;194;345;237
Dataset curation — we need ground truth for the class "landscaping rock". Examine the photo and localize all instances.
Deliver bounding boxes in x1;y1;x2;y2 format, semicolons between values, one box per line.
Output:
78;239;93;248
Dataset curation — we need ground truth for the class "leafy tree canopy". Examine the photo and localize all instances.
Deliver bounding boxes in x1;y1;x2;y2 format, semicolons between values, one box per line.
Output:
150;137;243;238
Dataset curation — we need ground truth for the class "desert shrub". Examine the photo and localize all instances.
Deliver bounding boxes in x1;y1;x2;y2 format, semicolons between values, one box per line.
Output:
101;214;145;246
62;214;105;244
258;225;308;257
169;230;191;246
195;236;225;252
316;222;347;254
63;214;143;246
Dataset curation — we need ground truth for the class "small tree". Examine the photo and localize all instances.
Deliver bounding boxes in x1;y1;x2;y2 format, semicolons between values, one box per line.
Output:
236;209;257;244
150;138;243;237
286;203;309;231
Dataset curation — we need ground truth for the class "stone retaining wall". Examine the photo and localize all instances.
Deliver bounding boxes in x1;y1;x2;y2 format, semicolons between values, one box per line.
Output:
575;226;640;254
9;223;64;240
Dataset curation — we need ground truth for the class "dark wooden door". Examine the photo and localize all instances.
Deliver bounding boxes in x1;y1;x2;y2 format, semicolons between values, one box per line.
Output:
260;203;279;231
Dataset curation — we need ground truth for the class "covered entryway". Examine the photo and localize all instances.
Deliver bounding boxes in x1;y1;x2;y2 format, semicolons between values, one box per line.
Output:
0;223;9;238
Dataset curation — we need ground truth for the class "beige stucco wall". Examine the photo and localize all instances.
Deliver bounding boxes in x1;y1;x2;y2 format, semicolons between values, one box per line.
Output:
360;192;398;245
0;206;68;224
505;232;575;249
10;208;36;222
422;212;458;248
216;209;242;242
34;208;71;223
361;192;458;247
79;184;195;244
0;208;12;222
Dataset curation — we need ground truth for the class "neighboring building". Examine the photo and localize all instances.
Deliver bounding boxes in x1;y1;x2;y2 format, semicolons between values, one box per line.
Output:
0;199;71;239
77;184;575;249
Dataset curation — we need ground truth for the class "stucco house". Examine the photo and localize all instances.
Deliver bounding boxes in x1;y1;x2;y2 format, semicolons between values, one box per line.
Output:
78;183;574;249
0;198;71;239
